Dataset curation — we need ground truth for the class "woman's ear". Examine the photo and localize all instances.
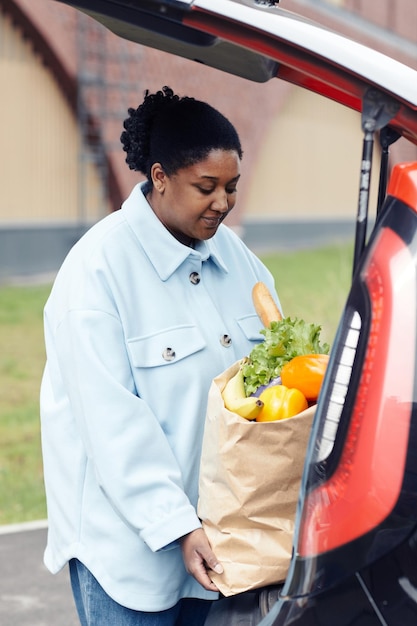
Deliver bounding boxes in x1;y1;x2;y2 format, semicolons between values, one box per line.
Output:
150;163;167;194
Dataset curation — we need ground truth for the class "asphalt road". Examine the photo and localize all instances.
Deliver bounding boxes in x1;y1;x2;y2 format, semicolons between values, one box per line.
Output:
0;521;264;626
0;521;79;626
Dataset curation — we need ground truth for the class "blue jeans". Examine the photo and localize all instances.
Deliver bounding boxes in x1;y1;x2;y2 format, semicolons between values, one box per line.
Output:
69;559;213;626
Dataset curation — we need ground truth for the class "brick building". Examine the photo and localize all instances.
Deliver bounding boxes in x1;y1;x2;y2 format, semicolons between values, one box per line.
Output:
1;0;417;277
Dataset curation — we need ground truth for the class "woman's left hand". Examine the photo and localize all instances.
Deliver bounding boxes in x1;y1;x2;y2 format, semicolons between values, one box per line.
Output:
180;528;223;591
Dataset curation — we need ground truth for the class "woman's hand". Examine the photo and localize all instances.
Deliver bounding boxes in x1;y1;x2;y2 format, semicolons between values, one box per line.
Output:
180;528;223;591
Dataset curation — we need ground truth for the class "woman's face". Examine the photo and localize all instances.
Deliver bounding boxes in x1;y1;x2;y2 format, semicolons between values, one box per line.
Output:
149;149;241;245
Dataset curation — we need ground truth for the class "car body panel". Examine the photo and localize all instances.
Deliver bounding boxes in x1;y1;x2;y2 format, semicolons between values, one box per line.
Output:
56;0;417;144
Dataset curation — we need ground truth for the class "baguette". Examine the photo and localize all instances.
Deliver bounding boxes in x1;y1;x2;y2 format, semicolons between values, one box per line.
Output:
252;281;282;327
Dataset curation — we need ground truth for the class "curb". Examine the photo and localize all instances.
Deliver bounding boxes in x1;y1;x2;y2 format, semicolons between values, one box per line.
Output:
0;519;48;535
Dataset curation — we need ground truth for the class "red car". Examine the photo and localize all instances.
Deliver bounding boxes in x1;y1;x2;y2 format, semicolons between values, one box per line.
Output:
54;1;417;623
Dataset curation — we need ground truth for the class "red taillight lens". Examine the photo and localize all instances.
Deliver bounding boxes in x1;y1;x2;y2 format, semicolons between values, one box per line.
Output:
298;226;415;557
387;162;417;209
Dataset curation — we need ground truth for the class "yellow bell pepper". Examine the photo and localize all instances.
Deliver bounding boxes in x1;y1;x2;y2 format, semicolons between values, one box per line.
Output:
256;384;308;422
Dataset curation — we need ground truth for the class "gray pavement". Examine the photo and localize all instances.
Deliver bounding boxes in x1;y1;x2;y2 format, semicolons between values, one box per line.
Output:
0;521;79;626
0;521;264;625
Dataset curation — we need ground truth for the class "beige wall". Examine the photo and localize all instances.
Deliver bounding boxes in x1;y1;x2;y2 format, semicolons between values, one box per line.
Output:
0;10;109;225
0;2;413;229
245;88;380;221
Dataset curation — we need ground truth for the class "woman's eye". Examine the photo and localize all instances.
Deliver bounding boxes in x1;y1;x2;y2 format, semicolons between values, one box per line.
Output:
197;185;237;195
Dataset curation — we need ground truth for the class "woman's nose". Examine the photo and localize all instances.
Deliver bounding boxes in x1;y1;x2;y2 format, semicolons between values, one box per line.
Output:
211;189;229;213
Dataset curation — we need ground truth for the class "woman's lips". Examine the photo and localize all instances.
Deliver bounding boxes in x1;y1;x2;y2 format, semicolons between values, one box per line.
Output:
202;215;222;228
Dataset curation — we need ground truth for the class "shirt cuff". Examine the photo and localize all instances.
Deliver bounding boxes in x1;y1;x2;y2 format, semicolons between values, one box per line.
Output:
140;504;202;552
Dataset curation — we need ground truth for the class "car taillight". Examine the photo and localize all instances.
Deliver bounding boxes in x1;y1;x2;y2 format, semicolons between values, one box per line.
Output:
297;226;415;558
280;162;417;600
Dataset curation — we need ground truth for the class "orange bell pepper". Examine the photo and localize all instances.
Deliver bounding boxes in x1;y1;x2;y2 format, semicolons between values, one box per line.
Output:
280;353;329;401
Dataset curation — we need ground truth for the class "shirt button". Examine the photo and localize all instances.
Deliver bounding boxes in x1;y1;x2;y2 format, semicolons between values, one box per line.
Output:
189;271;200;285
162;347;176;361
220;334;232;347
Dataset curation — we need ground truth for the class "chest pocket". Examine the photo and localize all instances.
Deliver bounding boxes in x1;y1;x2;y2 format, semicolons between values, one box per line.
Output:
127;324;207;368
236;314;265;342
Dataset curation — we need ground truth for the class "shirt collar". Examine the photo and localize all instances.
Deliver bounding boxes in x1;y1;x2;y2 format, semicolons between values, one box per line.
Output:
121;183;229;280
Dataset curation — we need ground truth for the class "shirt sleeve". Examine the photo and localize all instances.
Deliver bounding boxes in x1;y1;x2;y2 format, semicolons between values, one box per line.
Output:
53;308;201;552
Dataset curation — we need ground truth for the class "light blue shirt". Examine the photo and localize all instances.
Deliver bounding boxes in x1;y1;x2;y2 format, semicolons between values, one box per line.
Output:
40;183;281;611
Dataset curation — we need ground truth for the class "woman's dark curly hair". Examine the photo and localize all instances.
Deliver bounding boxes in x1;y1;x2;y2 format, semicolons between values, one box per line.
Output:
120;86;243;188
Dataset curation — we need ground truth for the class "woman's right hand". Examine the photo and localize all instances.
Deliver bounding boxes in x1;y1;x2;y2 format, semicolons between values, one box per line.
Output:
180;528;223;591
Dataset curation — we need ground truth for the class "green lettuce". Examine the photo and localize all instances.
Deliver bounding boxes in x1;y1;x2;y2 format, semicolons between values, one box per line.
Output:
242;317;330;396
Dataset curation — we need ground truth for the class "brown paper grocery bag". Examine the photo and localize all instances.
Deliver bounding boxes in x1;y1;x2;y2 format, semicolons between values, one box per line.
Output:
198;360;315;597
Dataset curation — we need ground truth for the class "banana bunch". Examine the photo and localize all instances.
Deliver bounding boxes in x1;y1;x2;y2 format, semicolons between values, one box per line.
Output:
222;367;263;420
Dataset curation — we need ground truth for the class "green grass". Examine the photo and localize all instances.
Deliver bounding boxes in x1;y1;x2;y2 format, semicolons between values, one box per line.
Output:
261;243;353;346
0;243;353;525
0;284;50;524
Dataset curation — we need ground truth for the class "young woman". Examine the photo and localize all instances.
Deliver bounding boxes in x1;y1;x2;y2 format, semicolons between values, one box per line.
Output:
40;86;281;626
